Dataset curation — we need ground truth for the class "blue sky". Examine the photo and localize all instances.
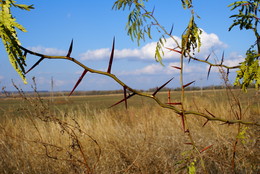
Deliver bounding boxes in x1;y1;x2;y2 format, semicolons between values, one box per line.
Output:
0;0;255;91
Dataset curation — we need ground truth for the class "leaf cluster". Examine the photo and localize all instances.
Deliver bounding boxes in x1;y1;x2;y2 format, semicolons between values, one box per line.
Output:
234;48;260;91
114;0;175;65
113;0;152;46
236;126;249;144
0;0;34;84
154;36;166;64
228;1;260;91
228;0;259;31
181;0;193;9
181;15;202;57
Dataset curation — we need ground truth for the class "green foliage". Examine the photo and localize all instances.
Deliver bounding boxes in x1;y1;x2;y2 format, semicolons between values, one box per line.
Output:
114;0;168;64
176;150;198;173
234;48;260;91
181;0;193;9
155;36;165;65
113;0;151;46
0;0;34;84
229;0;259;91
188;159;196;174
113;0;259;92
236;126;249;144
228;0;259;31
113;0;203;64
181;14;202;57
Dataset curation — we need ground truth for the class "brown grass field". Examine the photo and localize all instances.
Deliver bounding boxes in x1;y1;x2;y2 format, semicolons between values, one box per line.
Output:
0;89;259;173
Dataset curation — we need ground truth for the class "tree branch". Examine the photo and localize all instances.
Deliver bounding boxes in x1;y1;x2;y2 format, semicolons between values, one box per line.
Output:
19;46;259;127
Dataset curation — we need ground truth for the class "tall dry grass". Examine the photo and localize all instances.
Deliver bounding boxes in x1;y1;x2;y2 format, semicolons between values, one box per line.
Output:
0;92;259;173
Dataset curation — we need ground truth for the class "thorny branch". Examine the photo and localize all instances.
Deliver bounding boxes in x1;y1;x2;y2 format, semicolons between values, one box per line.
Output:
19;45;259;127
135;4;241;71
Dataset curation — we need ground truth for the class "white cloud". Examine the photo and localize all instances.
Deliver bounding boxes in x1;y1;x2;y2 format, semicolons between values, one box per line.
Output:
168;62;206;74
118;64;163;75
119;62;207;76
0;75;4;80
129;64;164;75
80;38;181;61
199;30;227;55
223;52;244;67
80;48;110;60
202;52;244;72
78;29;238;79
80;30;227;61
27;46;67;56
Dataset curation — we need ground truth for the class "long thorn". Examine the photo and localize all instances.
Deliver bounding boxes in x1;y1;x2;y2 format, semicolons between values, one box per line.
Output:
66;39;74;57
205;53;211;61
151;6;155;15
167;102;182;105
69;69;88;96
109;93;136;108
107;37;115;74
200;145;213;153
221;51;224;65
171;66;182;70
169;24;174;35
153;77;174;96
207;65;212;80
227;68;230;77
181;113;186;131
26;56;44;74
183;80;195;88
165;47;182;54
202;120;209;127
23;50;28;57
205;109;216;118
123;86;127;109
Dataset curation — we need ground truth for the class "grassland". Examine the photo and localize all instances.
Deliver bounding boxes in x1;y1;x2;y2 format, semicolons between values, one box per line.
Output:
0;89;259;173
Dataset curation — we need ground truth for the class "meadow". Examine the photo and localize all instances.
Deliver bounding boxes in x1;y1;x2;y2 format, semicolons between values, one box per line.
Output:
0;89;259;173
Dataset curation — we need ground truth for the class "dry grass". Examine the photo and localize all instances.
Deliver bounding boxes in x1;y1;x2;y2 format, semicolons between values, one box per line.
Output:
0;91;259;173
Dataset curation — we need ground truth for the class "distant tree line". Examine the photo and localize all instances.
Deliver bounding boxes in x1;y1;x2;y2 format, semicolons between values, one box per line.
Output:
1;84;257;98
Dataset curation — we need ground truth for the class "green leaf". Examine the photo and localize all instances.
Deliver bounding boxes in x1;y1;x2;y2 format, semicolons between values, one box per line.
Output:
234;48;260;91
228;1;259;31
181;15;202;57
181;0;193;9
113;0;153;46
187;160;196;174
236;126;249;144
12;4;34;11
0;0;33;84
155;37;165;65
